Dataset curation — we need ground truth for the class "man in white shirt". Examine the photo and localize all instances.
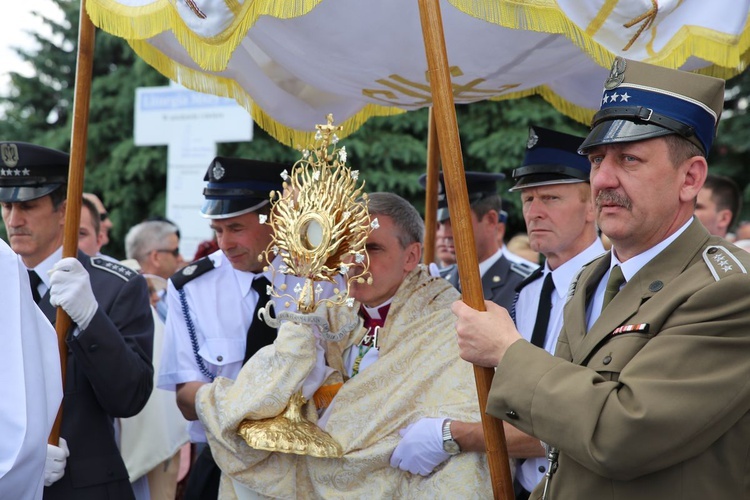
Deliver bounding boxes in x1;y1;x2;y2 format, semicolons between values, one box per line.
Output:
507;125;605;498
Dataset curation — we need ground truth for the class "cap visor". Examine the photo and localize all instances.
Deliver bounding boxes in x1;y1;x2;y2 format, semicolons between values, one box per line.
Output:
200;198;269;219
0;185;61;203
509;177;586;192
578;120;673;154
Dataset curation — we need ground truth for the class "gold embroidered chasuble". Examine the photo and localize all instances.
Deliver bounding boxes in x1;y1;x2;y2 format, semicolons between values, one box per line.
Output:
197;265;491;498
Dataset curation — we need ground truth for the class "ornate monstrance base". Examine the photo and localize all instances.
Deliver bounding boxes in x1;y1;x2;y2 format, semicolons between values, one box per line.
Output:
238;392;343;458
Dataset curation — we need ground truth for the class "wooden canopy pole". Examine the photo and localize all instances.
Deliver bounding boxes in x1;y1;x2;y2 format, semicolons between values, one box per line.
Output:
417;0;514;498
49;0;97;445
423;107;440;266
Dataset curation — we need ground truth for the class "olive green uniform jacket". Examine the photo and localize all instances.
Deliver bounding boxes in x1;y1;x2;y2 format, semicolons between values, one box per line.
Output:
487;220;750;499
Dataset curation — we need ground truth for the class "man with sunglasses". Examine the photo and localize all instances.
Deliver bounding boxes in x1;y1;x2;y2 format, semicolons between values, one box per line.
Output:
0;141;154;499
125;219;185;314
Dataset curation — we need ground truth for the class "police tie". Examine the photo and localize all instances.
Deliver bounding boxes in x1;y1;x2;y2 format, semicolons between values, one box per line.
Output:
243;276;277;363
28;269;42;304
530;272;555;349
601;265;626;313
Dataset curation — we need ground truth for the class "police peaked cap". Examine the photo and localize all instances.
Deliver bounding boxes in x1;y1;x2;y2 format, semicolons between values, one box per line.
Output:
200;157;289;219
579;58;725;156
510;126;590;191
0;142;69;203
418;170;505;222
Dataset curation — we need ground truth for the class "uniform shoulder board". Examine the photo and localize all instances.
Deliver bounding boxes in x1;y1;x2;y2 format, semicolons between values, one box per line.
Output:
91;257;139;282
514;266;544;293
171;257;216;290
510;261;536;279
703;245;748;281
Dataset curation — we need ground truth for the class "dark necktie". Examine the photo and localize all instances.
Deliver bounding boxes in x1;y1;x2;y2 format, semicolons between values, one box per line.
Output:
243;277;277;363
601;265;626;313
530;272;555;348
28;269;42;304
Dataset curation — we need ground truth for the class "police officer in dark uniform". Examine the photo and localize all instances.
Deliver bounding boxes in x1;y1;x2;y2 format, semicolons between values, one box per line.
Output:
420;171;535;310
0;142;154;499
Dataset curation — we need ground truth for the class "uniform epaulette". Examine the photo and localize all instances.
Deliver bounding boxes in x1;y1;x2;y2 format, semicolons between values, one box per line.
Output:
514;266;543;293
702;245;748;281
171;257;215;290
510;261;536;279
91;257;138;281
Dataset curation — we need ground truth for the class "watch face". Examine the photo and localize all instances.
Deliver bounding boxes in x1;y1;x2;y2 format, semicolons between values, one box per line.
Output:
443;439;461;455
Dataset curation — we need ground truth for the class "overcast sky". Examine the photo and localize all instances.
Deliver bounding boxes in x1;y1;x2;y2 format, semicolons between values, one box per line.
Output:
2;1;64;89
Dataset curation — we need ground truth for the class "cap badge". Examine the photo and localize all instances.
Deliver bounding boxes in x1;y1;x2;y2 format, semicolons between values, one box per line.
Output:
604;57;627;90
212;164;225;181
1;143;19;168
527;128;539;149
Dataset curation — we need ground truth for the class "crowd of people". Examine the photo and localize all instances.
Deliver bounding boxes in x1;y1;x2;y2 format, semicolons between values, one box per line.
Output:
1;57;749;500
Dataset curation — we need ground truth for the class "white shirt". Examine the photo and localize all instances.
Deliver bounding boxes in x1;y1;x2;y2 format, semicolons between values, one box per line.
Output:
587;218;693;330
0;240;62;499
27;246;63;298
513;237;606;492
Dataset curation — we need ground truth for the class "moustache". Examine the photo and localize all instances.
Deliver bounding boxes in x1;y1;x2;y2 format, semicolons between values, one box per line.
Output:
8;230;32;237
596;190;632;211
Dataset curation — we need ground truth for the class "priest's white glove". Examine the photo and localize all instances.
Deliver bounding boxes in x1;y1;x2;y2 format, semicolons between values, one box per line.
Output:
44;438;69;487
49;257;98;330
390;417;451;476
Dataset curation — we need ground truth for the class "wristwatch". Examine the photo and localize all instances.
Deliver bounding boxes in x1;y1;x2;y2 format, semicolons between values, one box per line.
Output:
442;419;461;455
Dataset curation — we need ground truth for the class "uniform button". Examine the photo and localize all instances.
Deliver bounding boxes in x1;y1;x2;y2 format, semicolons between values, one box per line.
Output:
506;410;519;419
539;466;546;473
217;355;223;362
89;344;98;352
649;280;664;292
603;355;612;365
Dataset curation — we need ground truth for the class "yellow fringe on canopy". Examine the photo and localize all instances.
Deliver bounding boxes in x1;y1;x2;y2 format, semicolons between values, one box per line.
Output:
87;0;324;72
448;0;750;77
127;38;404;148
129;35;596;146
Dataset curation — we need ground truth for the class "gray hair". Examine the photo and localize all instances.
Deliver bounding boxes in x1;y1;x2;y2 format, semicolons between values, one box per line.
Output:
125;220;180;264
366;192;424;247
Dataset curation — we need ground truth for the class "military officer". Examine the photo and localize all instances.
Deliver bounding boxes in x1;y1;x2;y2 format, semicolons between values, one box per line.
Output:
0;142;154;499
420;171;535;310
453;59;750;499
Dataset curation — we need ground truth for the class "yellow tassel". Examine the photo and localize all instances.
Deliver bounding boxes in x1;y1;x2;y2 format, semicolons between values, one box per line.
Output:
312;382;343;410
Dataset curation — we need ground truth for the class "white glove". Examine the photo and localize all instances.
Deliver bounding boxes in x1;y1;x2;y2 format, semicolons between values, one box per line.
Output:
428;262;442;277
390;417;451;476
44;437;69;487
49;257;98;330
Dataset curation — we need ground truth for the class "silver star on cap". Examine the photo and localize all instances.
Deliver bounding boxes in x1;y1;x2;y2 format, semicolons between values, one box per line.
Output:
212;164;225;180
